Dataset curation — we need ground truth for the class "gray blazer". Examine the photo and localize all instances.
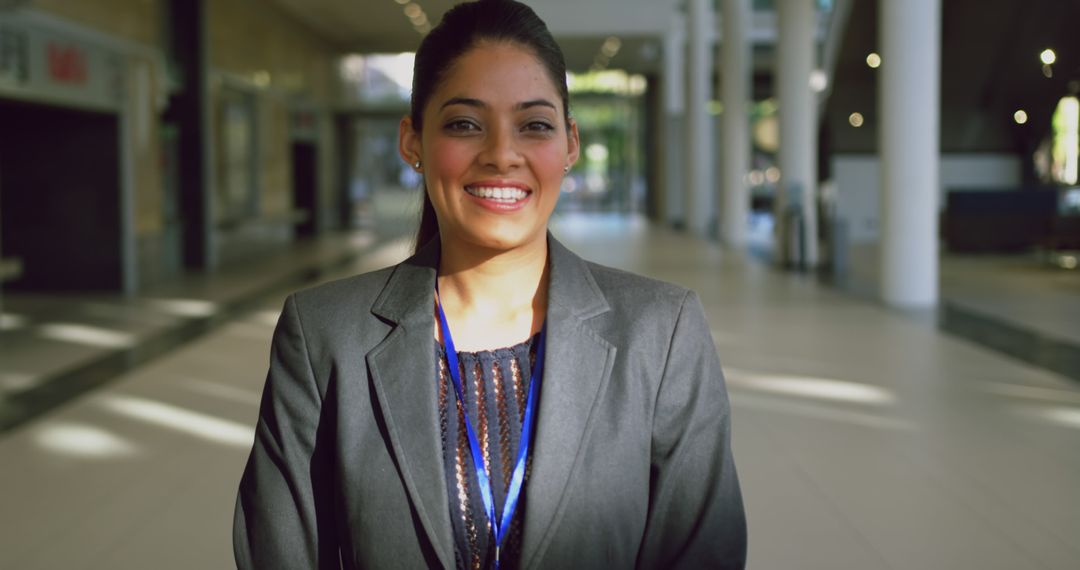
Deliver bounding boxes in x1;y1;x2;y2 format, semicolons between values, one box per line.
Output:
234;236;746;569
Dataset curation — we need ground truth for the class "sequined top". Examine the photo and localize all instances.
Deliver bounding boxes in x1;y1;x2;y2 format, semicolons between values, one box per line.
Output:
437;334;540;570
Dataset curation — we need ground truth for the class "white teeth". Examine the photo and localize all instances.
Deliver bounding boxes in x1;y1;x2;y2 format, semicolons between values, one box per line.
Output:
465;186;528;201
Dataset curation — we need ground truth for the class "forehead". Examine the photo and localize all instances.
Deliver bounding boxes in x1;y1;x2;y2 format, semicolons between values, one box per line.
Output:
432;42;563;112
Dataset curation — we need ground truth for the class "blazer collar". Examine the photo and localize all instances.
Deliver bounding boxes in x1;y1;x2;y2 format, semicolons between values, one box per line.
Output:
366;237;451;567
371;235;440;327
520;235;616;569
372;233;611;326
367;232;615;569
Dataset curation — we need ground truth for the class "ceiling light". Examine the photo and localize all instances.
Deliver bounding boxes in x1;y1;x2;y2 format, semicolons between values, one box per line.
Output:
404;3;422;18
253;70;271;87
394;0;409;4
1014;110;1028;124
848;112;864;127
866;52;881;69
601;36;622;58
1040;48;1056;65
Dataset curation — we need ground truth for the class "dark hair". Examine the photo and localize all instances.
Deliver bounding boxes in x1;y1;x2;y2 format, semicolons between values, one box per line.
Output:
410;0;571;253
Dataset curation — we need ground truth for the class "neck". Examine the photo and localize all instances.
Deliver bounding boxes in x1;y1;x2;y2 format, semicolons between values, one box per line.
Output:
435;233;549;349
437;234;548;316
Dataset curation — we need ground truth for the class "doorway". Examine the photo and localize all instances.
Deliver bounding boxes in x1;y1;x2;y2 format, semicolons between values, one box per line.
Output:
291;141;318;238
0;99;122;291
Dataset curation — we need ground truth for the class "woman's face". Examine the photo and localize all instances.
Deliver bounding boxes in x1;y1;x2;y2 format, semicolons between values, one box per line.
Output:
400;42;579;254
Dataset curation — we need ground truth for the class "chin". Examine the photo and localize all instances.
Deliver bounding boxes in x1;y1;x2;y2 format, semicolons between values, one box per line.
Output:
460;226;545;253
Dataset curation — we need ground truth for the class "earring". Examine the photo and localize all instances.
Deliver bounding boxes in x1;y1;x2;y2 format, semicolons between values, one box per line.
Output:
563;165;570;173
414;160;422;170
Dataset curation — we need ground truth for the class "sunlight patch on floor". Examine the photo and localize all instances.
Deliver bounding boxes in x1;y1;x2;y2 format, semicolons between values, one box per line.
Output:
38;323;136;349
983;382;1080;405
98;394;255;447
0;312;28;331
1016;405;1080;430
178;378;262;407
725;366;897;406
731;393;917;431
144;298;220;318
34;422;140;459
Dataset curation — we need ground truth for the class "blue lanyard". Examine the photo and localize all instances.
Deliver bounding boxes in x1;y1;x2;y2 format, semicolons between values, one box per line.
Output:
436;289;545;570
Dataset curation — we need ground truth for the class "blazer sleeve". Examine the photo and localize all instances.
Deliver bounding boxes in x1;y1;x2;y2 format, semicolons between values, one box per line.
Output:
636;290;747;569
233;294;340;569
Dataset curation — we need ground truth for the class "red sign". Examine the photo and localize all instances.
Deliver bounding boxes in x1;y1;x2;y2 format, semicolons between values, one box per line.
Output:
47;43;88;85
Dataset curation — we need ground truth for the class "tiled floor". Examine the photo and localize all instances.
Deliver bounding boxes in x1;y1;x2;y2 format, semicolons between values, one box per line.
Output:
939;252;1080;345
1;215;1078;569
0;230;399;430
845;243;1080;346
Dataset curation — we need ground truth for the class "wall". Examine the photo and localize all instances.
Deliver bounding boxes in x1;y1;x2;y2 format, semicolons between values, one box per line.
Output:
32;0;162;47
830;152;1023;298
3;3;166;291
831;153;1023;244
27;0;343;286
206;0;340;262
207;0;336;104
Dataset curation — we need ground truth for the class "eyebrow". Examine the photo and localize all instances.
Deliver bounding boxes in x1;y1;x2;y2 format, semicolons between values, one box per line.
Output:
440;97;558;112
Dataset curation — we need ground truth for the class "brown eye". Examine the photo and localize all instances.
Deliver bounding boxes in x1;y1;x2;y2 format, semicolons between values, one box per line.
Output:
444;119;481;133
523;121;554;133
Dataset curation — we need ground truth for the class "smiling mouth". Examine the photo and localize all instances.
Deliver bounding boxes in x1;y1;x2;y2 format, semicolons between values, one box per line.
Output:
464;185;530;202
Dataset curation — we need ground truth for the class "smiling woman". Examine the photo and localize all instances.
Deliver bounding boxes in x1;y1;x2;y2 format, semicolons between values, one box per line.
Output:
233;1;746;569
400;41;578;262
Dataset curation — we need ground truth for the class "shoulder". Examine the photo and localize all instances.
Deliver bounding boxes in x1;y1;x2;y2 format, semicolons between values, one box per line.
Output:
583;259;693;313
571;258;703;350
285;264;399;332
292;265;396;308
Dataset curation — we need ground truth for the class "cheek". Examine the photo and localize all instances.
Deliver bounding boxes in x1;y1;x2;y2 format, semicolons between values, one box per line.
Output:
424;138;474;181
531;142;570;180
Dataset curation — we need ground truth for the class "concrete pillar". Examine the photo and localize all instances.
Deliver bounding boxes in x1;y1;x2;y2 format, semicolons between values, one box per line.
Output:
776;0;818;267
661;15;687;228
685;0;714;236
879;0;940;307
719;0;751;247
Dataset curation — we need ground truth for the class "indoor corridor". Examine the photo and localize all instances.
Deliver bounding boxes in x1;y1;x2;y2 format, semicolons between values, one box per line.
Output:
1;215;1077;569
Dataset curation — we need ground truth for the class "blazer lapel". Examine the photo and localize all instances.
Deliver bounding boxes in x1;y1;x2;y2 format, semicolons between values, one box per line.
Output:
366;240;455;569
520;236;616;570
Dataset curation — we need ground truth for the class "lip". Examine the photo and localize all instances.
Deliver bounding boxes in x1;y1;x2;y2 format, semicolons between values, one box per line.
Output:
463;179;534;213
465;179;532;191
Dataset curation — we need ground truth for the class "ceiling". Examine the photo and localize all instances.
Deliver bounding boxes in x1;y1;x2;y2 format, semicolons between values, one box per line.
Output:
266;0;1080;158
269;0;680;73
826;0;1080;155
267;0;830;76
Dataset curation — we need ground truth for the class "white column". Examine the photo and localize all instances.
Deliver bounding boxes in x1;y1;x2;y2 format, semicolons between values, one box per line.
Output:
685;0;714;236
719;0;751;247
776;0;818;266
879;0;940;307
662;15;687;227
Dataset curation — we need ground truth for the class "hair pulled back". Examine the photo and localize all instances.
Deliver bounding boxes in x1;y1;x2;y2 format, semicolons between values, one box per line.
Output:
410;0;570;252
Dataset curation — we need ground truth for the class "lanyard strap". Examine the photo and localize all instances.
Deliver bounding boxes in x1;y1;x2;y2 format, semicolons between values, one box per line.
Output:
436;289;545;570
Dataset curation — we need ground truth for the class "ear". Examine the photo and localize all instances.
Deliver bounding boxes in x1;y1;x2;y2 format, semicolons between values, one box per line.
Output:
398;116;422;168
566;118;581;168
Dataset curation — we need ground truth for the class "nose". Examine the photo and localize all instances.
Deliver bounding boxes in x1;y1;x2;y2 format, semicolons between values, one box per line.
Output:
477;123;524;172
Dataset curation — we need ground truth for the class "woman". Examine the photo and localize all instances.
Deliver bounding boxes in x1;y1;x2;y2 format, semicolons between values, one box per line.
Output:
233;1;746;568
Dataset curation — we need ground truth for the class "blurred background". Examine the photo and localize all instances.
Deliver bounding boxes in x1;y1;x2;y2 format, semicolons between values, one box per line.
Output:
0;0;1077;568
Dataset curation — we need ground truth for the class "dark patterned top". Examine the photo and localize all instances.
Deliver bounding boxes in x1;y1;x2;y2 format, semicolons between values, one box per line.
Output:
436;333;540;570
